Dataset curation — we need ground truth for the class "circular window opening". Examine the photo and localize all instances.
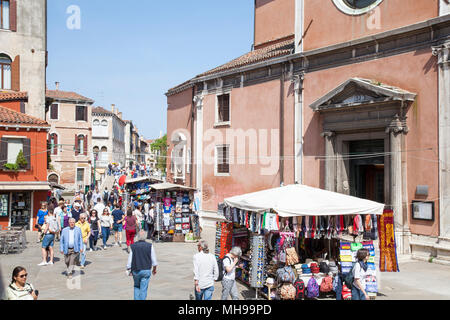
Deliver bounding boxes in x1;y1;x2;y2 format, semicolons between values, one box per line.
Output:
343;0;378;9
333;0;383;15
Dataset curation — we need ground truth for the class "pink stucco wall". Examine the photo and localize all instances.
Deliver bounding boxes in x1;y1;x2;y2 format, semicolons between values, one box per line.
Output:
303;0;439;51
302;49;439;236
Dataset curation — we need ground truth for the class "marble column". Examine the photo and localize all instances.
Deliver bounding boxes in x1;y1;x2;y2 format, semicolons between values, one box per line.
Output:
387;115;410;254
433;42;450;260
322;131;336;192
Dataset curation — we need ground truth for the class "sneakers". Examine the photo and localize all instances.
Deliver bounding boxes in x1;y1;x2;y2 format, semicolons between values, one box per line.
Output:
103;245;107;250
38;261;47;266
47;261;54;265
118;242;122;247
88;249;93;252
80;265;85;269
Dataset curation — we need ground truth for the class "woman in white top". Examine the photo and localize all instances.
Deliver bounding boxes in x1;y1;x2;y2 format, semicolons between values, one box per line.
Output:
5;267;38;300
99;207;114;250
352;248;370;300
133;205;144;232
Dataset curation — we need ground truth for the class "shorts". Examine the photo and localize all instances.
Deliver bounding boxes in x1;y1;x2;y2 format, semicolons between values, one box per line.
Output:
42;234;55;248
113;223;123;232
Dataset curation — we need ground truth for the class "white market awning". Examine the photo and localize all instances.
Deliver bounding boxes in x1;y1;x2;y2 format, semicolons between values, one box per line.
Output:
224;184;384;217
150;182;197;191
125;176;163;185
0;181;51;191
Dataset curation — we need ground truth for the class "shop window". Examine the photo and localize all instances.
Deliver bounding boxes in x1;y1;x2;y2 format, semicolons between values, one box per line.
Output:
0;54;11;90
216;144;230;175
217;93;230;124
50;104;58;120
11;192;32;230
75;105;88;121
101;120;108;126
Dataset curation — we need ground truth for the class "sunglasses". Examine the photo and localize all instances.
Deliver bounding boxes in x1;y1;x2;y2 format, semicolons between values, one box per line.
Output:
18;274;28;278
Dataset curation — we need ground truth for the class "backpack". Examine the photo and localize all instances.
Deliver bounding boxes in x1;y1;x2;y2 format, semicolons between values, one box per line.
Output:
277;266;296;284
344;262;357;289
293;279;305;300
320;275;333;293
306;277;320;298
216;256;231;282
145;213;154;225
319;261;330;274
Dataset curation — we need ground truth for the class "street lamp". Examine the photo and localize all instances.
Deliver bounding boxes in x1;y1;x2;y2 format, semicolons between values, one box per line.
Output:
93;151;99;189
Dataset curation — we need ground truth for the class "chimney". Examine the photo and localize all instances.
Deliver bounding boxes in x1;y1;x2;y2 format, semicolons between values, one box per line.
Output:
118;112;123;120
55;82;60;90
111;104;115;113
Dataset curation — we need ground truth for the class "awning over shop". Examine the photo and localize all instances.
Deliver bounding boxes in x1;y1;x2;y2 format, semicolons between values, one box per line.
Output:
49;182;65;190
224;184;384;217
150;182;197;191
125;176;163;185
0;182;51;191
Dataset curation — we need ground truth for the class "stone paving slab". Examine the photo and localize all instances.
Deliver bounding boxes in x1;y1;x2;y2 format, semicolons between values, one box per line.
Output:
1;228;450;300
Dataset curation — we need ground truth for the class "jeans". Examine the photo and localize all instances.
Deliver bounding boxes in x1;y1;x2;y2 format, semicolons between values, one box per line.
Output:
195;286;214;300
102;227;110;246
80;243;87;266
132;270;152;300
147;223;154;240
89;230;99;250
351;286;367;300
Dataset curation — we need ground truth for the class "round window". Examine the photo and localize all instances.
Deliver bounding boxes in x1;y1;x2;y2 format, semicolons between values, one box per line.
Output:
333;0;383;15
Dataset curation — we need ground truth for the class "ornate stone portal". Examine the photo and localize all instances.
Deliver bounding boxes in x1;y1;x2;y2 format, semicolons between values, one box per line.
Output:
310;78;416;254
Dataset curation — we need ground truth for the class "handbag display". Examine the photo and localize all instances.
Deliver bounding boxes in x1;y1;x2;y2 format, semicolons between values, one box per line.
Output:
285;247;299;265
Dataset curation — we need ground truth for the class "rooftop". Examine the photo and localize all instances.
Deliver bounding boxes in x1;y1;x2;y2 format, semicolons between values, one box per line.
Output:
0;91;28;102
46;90;94;104
0;105;50;127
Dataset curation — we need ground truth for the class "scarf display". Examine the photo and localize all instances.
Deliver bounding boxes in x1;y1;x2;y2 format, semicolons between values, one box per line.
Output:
377;209;399;272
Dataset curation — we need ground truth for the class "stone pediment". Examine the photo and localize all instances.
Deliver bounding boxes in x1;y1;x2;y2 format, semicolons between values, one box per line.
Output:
310;78;416;112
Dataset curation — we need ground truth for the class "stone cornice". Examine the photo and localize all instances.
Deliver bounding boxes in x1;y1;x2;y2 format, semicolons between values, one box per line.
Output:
432;40;450;65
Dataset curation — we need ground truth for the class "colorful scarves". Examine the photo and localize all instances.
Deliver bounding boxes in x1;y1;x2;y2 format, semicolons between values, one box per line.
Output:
378;209;399;272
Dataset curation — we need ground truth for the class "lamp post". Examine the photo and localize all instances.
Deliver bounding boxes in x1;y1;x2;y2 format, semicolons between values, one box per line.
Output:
93;151;99;189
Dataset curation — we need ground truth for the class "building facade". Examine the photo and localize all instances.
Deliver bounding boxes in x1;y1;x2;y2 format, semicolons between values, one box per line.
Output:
0;96;50;231
0;0;47;120
92;105;126;181
166;0;450;262
46;89;94;192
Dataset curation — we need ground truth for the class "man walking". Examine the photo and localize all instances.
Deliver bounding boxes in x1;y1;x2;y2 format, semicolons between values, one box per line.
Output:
112;203;125;246
126;231;158;300
71;202;83;223
193;240;219;300
75;213;91;269
60;218;83;279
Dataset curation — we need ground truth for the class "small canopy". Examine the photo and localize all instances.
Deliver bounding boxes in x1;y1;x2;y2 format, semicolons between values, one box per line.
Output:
224;184;384;217
125;176;163;185
150;182;197;191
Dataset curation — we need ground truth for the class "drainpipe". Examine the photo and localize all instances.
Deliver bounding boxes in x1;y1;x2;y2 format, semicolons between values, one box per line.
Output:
280;63;285;186
190;86;195;187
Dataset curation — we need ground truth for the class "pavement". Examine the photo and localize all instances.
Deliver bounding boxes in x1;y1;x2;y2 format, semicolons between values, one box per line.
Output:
1;227;450;300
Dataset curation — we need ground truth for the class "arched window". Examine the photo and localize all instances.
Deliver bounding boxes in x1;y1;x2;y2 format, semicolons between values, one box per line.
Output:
93;119;100;126
101;120;108;126
101;146;108;162
49;133;58;155
75;134;87;156
48;174;59;184
0;54;11;90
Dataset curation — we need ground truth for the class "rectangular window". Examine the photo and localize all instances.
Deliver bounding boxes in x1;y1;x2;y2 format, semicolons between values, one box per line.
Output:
50;104;58;120
1;0;10;30
217;93;230;123
6;138;22;164
216;145;230;175
76;168;84;183
76;105;87;121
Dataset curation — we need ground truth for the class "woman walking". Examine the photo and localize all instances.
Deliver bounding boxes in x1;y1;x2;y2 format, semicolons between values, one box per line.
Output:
133;205;144;232
146;203;155;240
99;207;114;250
351;248;370;300
89;209;102;251
5;267;38;300
124;208;137;253
38;209;59;266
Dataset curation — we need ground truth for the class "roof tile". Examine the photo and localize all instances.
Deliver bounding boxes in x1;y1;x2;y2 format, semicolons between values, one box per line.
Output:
0;105;49;127
0;91;28;101
46;90;94;103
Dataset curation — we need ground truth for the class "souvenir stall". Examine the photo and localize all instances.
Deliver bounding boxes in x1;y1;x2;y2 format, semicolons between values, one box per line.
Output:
149;183;200;243
220;184;386;300
124;176;163;204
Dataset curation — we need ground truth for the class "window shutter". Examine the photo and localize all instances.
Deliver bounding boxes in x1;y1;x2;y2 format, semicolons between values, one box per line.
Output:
11;55;20;91
53;134;58;155
10;0;17;32
20;101;25;113
75;134;79;156
84;106;88;121
51;104;58;119
0;138;8;165
23;138;31;170
84;135;88;155
222;95;230;122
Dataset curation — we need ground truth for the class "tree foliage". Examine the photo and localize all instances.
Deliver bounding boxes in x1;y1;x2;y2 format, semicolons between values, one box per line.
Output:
150;134;167;172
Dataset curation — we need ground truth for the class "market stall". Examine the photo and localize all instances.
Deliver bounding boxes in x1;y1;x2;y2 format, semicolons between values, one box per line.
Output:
217;184;387;300
149;183;200;243
122;176;162;208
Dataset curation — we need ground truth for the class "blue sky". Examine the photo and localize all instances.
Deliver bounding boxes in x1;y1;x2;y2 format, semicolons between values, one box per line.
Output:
46;0;254;139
